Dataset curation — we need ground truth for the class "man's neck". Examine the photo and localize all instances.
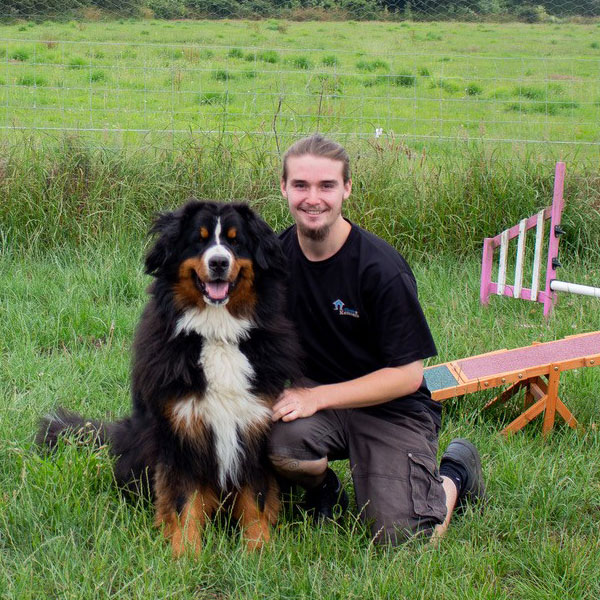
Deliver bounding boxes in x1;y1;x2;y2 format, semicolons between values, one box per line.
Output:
297;217;352;262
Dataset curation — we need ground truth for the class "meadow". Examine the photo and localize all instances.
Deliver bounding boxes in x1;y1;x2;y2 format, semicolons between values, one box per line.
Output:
1;16;600;600
1;18;600;153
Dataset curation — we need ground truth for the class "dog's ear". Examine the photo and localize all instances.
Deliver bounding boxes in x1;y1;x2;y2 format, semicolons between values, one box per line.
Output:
234;204;286;275
145;200;205;277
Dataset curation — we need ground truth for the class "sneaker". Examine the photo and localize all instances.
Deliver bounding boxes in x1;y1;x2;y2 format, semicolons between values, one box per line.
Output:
302;468;349;523
440;438;486;510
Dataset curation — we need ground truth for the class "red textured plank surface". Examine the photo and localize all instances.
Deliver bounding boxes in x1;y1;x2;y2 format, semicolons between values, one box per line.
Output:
457;333;600;380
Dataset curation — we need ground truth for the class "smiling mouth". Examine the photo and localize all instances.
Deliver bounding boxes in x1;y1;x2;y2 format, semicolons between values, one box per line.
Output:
191;270;235;305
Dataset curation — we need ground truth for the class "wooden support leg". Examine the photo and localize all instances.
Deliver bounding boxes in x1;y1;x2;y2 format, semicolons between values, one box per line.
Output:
484;379;528;410
556;398;579;429
524;387;535;409
501;396;547;436
542;365;561;436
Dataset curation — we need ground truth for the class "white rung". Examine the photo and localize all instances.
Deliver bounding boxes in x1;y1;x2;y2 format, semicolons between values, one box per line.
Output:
531;210;545;301
497;230;509;295
514;218;527;299
550;281;600;298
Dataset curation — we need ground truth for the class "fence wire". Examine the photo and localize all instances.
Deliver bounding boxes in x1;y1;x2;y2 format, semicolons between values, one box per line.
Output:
1;16;599;152
2;0;600;22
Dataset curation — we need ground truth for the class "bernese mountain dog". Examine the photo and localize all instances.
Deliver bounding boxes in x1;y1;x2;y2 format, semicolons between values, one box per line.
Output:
37;200;300;555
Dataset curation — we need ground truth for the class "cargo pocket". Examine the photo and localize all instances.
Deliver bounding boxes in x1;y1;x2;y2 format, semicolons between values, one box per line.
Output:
408;452;447;522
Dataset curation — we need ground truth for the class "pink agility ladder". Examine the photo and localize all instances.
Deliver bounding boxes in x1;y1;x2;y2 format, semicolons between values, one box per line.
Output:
480;162;600;317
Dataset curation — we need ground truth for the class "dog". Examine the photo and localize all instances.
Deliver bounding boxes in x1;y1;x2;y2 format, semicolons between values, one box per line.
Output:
37;200;300;555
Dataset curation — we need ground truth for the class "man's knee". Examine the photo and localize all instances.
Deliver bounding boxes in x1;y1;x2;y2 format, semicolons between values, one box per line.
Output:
269;454;328;480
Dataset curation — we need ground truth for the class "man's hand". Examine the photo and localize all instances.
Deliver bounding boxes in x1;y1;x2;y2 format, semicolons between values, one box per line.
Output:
272;387;319;422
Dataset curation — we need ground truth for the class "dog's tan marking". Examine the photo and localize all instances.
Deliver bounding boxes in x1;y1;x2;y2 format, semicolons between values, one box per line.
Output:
173;257;207;309
154;467;218;558
226;258;257;319
165;398;209;443
232;481;280;551
200;227;209;239
227;227;237;239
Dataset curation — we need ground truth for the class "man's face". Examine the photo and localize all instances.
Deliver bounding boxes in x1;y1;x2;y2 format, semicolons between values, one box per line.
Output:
281;154;351;241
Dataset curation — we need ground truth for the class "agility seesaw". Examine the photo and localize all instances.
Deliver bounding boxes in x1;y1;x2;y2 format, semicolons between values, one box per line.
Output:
424;163;600;435
424;331;600;436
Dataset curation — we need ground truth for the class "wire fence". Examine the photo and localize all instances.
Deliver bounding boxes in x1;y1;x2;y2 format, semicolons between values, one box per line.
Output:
1;16;600;153
2;0;600;22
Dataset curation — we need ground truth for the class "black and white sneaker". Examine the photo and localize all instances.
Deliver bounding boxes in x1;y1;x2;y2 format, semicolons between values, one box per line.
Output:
302;468;349;523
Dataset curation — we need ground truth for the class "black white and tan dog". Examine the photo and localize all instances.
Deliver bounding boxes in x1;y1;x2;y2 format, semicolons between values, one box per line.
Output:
37;200;300;555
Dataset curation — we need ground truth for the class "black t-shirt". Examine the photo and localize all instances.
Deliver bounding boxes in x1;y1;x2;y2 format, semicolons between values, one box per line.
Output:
279;221;441;425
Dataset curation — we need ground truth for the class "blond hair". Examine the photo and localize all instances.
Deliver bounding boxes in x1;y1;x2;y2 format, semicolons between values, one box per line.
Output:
282;134;350;184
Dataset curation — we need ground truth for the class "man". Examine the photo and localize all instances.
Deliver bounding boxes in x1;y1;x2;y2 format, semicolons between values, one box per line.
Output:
269;134;485;545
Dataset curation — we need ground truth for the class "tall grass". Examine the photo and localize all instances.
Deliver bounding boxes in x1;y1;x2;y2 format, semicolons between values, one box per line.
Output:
2;135;599;262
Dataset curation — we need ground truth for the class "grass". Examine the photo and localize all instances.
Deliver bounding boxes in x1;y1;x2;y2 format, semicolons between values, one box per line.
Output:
1;240;600;599
0;19;599;156
1;137;599;259
1;16;600;598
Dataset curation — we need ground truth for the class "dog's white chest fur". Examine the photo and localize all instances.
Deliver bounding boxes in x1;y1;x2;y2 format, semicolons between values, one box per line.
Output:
173;306;271;488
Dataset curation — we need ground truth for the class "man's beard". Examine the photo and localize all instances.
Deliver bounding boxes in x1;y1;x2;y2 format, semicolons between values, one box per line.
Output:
298;224;330;242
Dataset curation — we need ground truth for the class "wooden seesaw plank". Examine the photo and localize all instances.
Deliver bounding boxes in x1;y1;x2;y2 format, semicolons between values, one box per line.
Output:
423;331;600;435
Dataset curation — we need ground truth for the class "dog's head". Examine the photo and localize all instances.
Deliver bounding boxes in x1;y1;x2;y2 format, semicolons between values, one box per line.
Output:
145;201;286;316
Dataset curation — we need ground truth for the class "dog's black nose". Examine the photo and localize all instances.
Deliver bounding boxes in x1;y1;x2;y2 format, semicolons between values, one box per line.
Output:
208;256;230;275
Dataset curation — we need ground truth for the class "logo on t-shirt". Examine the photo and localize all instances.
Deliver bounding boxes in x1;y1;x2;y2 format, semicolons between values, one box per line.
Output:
332;299;360;318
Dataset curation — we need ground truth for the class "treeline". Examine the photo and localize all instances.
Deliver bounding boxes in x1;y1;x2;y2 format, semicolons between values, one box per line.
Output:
1;0;599;22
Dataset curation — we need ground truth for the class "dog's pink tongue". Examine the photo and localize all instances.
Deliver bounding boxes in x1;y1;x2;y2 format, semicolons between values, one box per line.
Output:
205;282;229;300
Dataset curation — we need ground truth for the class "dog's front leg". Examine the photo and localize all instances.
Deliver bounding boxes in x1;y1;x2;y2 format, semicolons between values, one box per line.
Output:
233;481;280;551
154;467;217;557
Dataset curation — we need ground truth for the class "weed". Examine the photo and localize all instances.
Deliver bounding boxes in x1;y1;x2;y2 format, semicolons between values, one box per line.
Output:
69;57;87;70
197;91;231;105
17;75;47;86
514;86;545;100
258;50;279;63
386;71;416;87
11;48;30;62
465;83;483;96
356;59;389;72
322;55;339;67
213;69;233;82
90;70;106;83
228;48;244;59
291;56;313;70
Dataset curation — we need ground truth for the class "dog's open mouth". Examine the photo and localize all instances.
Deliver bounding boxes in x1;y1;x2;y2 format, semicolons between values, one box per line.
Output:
191;270;235;305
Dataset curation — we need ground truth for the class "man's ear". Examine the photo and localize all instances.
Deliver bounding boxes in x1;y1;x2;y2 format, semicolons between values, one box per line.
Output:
280;178;288;198
343;178;352;200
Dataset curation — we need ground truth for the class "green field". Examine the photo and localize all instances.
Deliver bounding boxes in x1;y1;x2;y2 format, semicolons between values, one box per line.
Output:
2;243;600;599
1;18;600;154
2;16;600;600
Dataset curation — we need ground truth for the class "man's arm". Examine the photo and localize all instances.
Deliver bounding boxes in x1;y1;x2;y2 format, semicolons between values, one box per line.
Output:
271;359;424;422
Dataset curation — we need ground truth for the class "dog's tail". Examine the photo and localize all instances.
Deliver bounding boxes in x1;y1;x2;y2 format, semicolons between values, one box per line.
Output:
36;407;156;497
36;406;114;451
